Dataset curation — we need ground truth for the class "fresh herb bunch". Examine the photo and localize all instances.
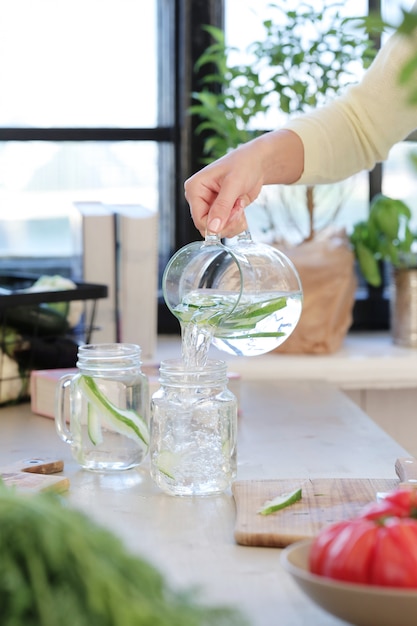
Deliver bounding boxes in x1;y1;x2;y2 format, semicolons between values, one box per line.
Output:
0;485;247;626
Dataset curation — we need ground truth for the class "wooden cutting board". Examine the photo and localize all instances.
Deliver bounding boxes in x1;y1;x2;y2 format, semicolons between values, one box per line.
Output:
0;458;70;493
232;477;399;548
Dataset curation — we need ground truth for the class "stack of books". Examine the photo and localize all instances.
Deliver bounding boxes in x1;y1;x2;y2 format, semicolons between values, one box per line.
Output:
71;202;158;360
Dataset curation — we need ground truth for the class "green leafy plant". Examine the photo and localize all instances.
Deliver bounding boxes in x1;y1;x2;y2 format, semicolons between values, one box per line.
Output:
190;2;386;163
0;485;247;626
350;194;417;288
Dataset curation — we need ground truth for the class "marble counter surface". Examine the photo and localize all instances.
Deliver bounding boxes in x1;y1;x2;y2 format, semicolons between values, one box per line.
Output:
0;381;409;625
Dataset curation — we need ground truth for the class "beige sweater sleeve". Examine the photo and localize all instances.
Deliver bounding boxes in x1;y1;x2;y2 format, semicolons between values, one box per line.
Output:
284;25;417;185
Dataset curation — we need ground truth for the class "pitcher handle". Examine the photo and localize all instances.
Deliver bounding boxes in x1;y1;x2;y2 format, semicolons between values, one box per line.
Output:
236;229;253;243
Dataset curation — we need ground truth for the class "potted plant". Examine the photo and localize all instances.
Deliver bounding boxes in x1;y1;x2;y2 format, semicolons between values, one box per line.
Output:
350;194;415;288
189;2;386;353
191;3;382;168
350;194;417;347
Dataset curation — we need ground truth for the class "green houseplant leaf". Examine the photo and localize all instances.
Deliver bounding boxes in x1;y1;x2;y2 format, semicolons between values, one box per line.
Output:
349;194;416;287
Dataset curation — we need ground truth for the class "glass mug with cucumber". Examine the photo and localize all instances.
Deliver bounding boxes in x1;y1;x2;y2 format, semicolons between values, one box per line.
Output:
55;343;149;472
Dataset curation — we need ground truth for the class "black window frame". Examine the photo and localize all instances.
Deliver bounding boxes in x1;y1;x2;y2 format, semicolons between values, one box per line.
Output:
0;0;405;334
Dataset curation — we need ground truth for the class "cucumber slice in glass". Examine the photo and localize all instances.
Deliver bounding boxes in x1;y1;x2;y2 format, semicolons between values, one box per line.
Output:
78;375;149;451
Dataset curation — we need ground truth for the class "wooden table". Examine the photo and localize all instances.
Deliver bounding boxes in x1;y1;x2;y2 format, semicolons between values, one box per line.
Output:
0;381;410;625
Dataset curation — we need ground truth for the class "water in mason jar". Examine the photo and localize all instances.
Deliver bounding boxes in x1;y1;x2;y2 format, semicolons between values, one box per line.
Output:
177;289;303;362
150;388;237;496
70;377;148;472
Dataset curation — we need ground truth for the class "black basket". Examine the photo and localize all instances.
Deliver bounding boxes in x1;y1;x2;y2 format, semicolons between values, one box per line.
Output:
0;273;108;405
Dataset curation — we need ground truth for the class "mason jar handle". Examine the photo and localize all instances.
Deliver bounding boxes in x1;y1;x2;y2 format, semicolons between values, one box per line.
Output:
55;373;75;444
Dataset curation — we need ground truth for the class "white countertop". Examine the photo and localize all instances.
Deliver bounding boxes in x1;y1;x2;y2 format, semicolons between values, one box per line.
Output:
153;332;417;390
0;381;409;626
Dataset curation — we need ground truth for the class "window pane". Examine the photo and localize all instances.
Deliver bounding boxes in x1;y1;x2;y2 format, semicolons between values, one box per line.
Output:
382;0;415;25
225;0;369;130
0;0;157;128
226;0;368;43
0;141;158;259
244;173;368;245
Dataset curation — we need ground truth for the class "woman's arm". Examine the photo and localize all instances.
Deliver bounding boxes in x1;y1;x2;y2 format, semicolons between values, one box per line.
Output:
185;17;417;237
286;26;417;184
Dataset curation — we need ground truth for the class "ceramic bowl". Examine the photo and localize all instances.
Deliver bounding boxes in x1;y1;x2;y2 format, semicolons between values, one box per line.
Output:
280;539;417;626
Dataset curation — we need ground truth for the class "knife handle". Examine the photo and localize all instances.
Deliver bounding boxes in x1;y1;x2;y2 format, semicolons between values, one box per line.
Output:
395;457;417;486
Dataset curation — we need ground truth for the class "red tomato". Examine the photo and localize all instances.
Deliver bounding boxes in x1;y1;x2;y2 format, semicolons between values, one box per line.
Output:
360;488;417;521
309;516;417;588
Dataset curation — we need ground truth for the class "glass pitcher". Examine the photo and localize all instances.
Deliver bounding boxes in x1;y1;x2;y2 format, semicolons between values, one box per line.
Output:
162;229;303;358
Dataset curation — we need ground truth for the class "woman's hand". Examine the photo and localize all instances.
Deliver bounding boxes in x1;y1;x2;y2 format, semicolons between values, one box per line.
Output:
184;130;304;238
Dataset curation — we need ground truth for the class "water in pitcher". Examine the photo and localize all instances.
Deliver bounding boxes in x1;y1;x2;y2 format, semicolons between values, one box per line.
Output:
176;288;303;364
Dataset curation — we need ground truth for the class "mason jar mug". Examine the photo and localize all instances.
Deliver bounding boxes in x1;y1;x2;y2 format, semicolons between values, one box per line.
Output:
55;343;149;472
150;358;238;496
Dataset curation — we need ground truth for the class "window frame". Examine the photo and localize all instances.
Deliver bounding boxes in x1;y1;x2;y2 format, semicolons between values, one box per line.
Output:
0;0;408;333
